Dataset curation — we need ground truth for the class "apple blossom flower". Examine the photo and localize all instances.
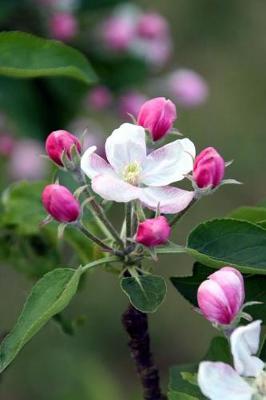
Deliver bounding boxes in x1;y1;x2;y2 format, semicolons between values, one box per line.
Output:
87;86;112;111
193;147;225;189
197;267;245;326
49;12;78;41
137;97;177;141
45;129;81;166
42;184;80;223
9;139;47;181
167;69;209;108
136;216;171;247
198;320;265;400
137;13;169;39
118;91;147;120
81;123;195;214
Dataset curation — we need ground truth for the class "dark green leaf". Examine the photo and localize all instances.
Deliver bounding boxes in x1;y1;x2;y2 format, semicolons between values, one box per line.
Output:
0;267;82;373
204;336;231;364
120;275;166;313
186;219;266;274
168;364;205;400
228;206;266;223
0;32;96;84
80;0;126;10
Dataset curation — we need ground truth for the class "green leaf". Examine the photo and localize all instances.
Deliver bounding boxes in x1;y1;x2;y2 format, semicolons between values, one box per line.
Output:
120;275;166;313
228;206;266;224
80;0;126;10
0;32;96;84
171;263;266;324
168;364;205;400
204;336;231;364
0;267;82;373
186;219;266;274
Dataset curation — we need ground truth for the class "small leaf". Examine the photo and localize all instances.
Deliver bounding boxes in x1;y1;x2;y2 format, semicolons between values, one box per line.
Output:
204;336;231;364
120;275;166;313
168;364;204;400
0;267;82;373
186;219;266;274
0;32;97;84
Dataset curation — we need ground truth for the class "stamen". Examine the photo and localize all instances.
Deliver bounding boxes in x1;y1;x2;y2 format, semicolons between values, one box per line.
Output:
123;161;142;185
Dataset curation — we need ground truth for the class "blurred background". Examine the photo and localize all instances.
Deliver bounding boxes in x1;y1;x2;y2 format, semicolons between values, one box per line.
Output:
0;0;266;398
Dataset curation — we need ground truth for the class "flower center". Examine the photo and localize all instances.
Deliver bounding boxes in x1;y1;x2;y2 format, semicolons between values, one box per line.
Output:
255;372;266;398
123;161;142;185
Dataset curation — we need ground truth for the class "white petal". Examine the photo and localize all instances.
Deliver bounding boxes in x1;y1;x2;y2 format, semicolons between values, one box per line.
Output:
141;138;195;186
105;123;146;174
231;320;264;377
81;146;115;179
139;186;194;214
198;362;254;400
92;174;140;202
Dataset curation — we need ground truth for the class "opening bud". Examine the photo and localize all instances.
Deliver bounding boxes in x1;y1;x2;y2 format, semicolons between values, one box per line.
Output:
136;216;171;247
42;184;80;223
193;147;225;189
137;97;177;141
45;129;81;167
197;267;245;326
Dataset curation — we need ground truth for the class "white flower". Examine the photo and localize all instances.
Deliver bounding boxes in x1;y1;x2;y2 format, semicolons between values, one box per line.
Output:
81;123;195;214
198;320;265;400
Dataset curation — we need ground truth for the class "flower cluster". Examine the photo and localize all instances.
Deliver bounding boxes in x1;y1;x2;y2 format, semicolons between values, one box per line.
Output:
42;97;235;252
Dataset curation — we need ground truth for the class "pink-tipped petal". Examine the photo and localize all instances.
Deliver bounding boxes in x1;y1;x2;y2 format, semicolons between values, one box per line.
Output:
209;268;245;318
197;280;233;325
142;138;195;186
80;146;115;179
198;362;254;400
92;174;140;202
231;321;264;378
139;186;194;214
105;123;146;174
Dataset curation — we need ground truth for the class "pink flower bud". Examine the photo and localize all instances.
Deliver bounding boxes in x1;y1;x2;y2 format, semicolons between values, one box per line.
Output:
45;130;81;166
49;12;78;41
197;267;245;325
137;13;169;39
137;97;177;141
118;91;147;119
42;184;80;223
136;216;171;247
193;147;225;189
87;86;112;111
168;69;209;108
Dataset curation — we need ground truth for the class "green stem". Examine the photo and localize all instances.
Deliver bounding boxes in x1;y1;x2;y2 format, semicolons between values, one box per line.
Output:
74;170;124;249
126;202;132;246
76;221;117;254
82;256;118;273
169;197;198;227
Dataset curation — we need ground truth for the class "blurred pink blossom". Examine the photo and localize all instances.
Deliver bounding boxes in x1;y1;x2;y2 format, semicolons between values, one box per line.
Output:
168;69;209;107
0;133;15;157
137;13;169;39
118;91;147;120
49;12;78;41
87;86;113;111
9;139;48;181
